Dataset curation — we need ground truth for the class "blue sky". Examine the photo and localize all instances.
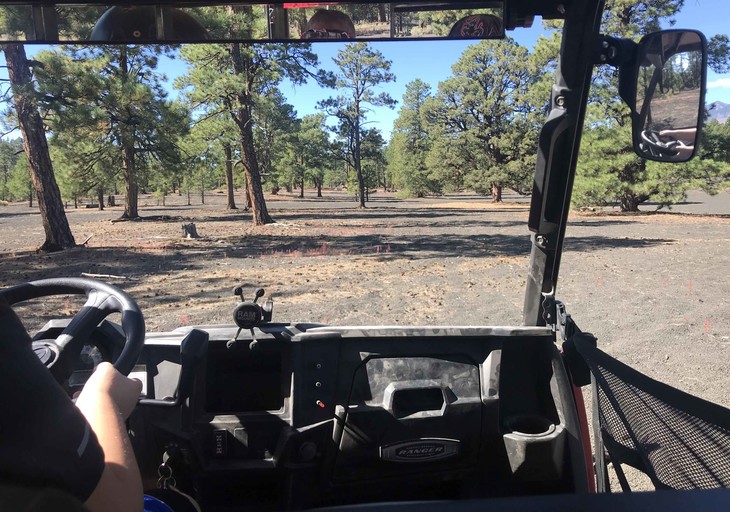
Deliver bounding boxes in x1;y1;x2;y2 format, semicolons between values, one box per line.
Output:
154;28;546;138
4;0;730;140
168;0;730;139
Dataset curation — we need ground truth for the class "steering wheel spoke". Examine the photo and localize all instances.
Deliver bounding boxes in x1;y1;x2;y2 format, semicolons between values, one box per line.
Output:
56;290;122;350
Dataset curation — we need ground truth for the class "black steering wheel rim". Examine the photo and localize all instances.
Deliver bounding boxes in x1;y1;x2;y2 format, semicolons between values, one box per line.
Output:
0;277;145;376
640;129;680;156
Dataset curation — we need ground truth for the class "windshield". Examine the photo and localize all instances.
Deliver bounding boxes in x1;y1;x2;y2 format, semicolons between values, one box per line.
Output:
0;2;729;407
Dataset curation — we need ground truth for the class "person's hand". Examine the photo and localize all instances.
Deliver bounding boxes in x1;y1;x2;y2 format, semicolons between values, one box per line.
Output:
76;362;142;420
674;141;695;160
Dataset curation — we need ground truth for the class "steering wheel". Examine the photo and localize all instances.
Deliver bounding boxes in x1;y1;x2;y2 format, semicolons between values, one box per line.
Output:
640;130;680;158
0;277;145;382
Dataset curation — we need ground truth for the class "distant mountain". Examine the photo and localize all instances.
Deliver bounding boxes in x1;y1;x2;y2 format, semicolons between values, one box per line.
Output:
707;101;730;123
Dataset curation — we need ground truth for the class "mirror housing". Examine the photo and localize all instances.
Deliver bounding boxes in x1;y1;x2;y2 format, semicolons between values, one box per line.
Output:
631;29;707;162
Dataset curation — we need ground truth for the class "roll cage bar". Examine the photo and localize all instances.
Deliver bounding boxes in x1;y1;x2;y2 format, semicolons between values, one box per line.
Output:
520;0;607;326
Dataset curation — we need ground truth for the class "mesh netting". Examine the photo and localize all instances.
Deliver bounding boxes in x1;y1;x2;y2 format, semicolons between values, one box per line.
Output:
573;333;730;490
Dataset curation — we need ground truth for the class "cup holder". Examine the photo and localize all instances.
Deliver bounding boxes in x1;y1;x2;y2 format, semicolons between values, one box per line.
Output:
504;415;556;437
502;415;565;481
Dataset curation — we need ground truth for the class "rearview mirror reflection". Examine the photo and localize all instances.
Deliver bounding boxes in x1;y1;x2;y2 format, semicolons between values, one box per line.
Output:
0;2;505;43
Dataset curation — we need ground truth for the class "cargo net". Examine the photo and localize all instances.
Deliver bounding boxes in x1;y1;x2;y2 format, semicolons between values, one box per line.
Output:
572;333;730;490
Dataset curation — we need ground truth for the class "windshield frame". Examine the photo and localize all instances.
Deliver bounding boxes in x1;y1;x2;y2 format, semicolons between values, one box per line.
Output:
522;0;606;326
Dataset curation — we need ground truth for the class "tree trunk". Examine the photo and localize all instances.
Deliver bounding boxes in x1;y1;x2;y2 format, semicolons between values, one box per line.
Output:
224;144;237;209
299;177;304;199
316;179;322;197
378;4;387;22
231;42;273;225
118;48;139;219
3;43;75;251
354;112;366;208
28;182;33;207
241;172;252;209
240;131;270;222
121;140;138;218
201;176;205;204
97;187;104;210
620;193;641;212
491;183;502;203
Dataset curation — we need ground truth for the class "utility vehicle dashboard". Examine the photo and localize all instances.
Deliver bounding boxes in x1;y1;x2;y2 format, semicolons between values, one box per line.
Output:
22;282;730;512
109;322;584;511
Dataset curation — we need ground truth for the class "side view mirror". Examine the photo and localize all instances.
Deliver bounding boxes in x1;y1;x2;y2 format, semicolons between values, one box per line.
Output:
632;29;707;162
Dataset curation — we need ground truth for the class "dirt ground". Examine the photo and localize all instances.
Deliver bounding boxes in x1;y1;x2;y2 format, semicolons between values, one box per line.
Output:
1;189;729;415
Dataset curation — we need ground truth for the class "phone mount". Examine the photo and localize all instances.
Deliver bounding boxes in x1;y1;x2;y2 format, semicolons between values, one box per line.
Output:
227;287;274;349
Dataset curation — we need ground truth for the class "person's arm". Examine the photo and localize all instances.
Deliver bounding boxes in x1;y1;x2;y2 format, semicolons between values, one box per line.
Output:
75;362;144;512
659;127;697;144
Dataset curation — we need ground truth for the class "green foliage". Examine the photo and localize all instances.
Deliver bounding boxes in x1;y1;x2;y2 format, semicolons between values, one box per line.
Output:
601;0;683;40
35;45;188;211
253;88;299;192
573;123;730;210
177;113;237;199
0;4;104;40
360;127;387;191
388;79;440;198
292;114;334;193
189;4;268;40
0;138;23;201
425;39;541;199
708;34;730;73
0;6;34;39
179;38;328;222
319;42;395;206
6;152;31;202
702;119;730;162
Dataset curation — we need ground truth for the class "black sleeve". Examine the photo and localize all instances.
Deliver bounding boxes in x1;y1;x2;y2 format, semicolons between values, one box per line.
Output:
0;300;105;502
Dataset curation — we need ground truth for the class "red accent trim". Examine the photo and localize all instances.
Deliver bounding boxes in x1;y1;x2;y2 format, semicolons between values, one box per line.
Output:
283;3;340;8
572;383;596;492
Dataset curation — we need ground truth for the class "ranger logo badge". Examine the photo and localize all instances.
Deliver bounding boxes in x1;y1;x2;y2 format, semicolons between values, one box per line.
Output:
380;438;460;462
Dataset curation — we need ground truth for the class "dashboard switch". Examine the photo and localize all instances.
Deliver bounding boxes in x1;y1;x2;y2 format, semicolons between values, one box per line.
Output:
316;400;325;408
212;429;228;457
298;442;318;462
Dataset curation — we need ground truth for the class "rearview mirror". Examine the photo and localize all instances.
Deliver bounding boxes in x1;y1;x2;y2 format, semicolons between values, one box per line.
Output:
633;30;707;162
0;2;505;43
